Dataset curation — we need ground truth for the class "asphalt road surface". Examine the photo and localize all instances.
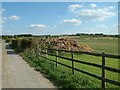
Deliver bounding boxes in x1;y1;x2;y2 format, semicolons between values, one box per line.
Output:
2;40;55;88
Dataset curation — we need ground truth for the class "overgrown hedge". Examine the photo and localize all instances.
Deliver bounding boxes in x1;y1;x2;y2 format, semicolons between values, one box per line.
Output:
11;38;37;52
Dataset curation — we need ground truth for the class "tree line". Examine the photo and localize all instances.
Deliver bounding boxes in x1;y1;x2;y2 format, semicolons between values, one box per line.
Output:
2;33;120;39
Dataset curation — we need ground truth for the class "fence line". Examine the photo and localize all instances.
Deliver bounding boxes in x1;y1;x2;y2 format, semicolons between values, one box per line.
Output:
41;47;120;59
37;46;120;88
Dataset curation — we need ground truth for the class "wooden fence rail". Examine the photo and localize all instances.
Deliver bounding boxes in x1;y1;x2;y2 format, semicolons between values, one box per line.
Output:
37;46;120;88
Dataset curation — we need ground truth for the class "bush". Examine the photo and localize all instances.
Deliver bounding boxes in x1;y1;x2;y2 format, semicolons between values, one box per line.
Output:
11;38;37;52
11;39;22;51
20;39;31;51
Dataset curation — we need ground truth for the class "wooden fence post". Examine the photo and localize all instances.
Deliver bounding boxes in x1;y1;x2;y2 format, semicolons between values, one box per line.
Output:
71;50;74;74
56;50;58;67
39;47;41;60
36;44;38;59
36;44;38;58
102;52;105;89
45;49;48;58
39;47;41;56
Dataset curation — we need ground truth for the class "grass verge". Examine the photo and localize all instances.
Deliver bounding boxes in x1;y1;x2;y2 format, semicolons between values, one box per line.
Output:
20;50;101;89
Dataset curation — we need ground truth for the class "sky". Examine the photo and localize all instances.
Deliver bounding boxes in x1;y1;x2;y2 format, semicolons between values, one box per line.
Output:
1;2;119;35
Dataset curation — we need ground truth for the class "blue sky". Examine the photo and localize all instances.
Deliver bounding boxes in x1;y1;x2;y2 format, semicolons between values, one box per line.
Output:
1;2;118;35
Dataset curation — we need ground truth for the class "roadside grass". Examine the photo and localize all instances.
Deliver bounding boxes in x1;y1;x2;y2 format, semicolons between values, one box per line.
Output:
47;52;118;88
20;49;118;88
20;50;101;89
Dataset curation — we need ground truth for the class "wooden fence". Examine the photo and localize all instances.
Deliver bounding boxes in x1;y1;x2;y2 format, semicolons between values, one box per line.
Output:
36;46;120;88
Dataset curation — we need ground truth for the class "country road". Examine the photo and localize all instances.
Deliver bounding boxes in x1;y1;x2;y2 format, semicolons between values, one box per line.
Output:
1;40;55;88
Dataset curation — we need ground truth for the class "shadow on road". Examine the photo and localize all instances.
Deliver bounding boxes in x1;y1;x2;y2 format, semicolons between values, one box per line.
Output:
6;44;16;55
6;44;11;49
7;50;16;55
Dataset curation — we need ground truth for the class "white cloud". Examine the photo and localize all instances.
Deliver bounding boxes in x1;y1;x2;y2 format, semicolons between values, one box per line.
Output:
62;18;81;25
68;4;83;12
9;15;20;20
109;6;115;9
29;24;48;29
90;3;97;8
54;25;57;28
77;7;116;21
82;24;118;34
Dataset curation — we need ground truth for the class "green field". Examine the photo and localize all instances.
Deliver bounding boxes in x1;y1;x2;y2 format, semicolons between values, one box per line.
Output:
39;36;119;88
61;36;118;55
44;51;118;88
77;38;118;55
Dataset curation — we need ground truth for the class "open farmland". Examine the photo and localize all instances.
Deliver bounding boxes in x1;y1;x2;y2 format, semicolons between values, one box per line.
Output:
37;36;119;88
3;35;119;88
61;36;118;55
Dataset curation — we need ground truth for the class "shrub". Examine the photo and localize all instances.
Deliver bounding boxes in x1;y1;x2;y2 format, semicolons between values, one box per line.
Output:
20;39;31;51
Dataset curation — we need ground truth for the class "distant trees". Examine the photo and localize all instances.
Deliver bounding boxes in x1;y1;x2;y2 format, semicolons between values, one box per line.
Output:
74;33;104;37
2;33;120;39
14;34;33;38
2;34;33;39
70;33;120;38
